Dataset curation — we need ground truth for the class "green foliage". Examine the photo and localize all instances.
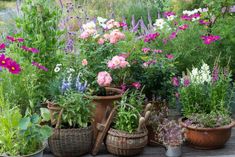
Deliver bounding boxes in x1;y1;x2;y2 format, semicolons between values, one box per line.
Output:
55;91;93;128
0;92;52;156
114;90;145;133
16;0;63;100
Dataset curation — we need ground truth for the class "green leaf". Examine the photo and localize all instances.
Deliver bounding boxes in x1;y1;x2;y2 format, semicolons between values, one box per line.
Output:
19;117;30;130
31;114;40;124
40;108;50;121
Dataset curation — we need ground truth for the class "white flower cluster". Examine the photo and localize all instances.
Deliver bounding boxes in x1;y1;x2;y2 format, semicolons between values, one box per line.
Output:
153;19;171;31
82;21;96;30
97;17;107;28
167;15;177;21
183;8;203;15
190;63;211;84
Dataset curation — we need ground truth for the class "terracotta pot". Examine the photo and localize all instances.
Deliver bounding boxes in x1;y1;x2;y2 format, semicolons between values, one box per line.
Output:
179;117;235;149
91;87;122;137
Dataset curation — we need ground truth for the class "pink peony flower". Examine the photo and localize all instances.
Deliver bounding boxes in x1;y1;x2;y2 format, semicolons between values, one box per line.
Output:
132;82;141;89
166;54;174;59
107;56;129;69
109;29;125;44
82;59;88;66
0;43;6;50
98;38;105;45
97;71;112;87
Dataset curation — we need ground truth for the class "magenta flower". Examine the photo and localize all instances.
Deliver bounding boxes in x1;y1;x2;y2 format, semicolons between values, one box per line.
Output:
199;20;209;25
119;22;127;27
17;38;24;42
172;77;179;87
6;36;16;42
32;61;48;71
166;54;174;59
142;47;151;54
144;32;160;42
21;46;39;53
178;24;188;31
0;54;11;68
7;60;21;74
163;38;168;45
163;11;175;18
181;14;192;21
121;84;127;92
169;32;177;40
132;82;141;89
201;35;220;44
0;43;6;50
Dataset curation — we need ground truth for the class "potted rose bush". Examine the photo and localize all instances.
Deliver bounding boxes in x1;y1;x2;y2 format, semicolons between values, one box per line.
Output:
177;62;235;149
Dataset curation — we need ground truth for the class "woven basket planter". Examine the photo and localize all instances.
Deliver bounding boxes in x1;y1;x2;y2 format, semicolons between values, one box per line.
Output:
105;128;148;156
48;126;93;157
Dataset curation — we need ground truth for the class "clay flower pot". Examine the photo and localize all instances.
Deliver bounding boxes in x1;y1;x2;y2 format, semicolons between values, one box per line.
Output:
90;87;122;137
179;117;235;149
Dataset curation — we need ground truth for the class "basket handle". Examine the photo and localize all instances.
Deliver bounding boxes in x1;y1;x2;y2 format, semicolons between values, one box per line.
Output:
55;108;64;129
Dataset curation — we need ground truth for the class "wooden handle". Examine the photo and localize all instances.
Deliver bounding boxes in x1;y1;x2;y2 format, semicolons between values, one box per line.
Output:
137;117;145;132
144;103;152;114
144;111;151;124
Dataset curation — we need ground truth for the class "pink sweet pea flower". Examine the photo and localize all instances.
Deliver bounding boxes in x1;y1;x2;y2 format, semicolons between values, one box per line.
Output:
0;43;6;50
142;48;151;54
97;71;112;87
132;82;141;89
166;54;174;59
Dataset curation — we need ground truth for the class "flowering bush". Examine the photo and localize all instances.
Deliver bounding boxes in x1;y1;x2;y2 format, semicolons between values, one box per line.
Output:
176;62;234;127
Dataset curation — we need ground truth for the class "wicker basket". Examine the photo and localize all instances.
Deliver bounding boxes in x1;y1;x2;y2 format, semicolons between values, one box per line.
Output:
48;126;93;157
105;128;148;156
47;101;93;157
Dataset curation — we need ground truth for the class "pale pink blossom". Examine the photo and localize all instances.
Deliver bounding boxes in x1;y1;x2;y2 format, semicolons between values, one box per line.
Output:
80;31;90;39
107;56;129;69
97;71;112;87
98;38;105;45
82;59;88;66
103;34;110;40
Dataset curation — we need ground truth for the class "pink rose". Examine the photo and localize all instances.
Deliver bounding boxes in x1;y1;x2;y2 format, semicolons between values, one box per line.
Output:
107;56;129;69
97;71;112;87
82;59;88;66
98;38;105;45
103;34;110;40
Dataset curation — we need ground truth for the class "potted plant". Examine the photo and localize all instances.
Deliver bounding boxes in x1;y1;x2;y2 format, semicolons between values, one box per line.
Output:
47;71;94;157
0;89;52;157
77;19;131;136
105;89;149;156
177;62;235;149
158;118;184;157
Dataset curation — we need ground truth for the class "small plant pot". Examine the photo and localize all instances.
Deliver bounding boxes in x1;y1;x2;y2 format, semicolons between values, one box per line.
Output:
179;117;235;149
105;128;148;156
165;145;182;157
0;144;45;157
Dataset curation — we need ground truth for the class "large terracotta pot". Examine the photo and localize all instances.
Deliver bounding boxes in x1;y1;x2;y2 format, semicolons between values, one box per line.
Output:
179;118;235;149
91;87;122;137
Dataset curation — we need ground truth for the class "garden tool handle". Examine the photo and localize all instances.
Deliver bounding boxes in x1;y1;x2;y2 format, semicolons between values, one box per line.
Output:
144;111;151;124
137;117;145;132
144;103;152;114
55;108;64;129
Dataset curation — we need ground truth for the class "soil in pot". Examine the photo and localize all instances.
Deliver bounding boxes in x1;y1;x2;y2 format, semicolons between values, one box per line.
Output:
179;117;235;149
